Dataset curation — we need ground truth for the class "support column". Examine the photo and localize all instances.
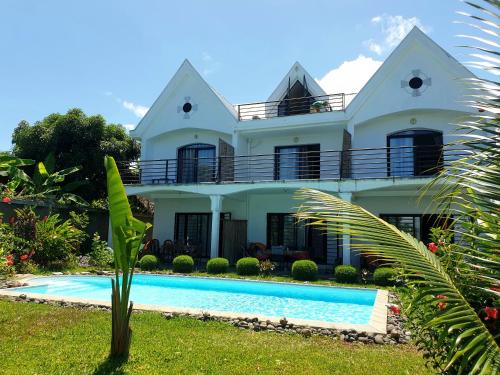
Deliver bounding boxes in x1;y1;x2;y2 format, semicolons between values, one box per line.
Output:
339;192;352;265
210;195;224;259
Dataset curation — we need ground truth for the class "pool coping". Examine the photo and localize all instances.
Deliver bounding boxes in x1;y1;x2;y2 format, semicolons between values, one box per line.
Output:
0;274;388;334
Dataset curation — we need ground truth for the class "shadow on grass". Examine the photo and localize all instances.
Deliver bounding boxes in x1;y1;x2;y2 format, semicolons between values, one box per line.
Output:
92;356;127;375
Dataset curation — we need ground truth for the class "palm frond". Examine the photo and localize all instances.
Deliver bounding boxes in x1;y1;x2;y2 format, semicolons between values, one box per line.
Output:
295;188;500;374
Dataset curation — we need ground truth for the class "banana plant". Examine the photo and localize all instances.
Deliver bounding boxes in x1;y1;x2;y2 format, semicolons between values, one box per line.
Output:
0;155;33;177
104;155;151;358
8;153;87;205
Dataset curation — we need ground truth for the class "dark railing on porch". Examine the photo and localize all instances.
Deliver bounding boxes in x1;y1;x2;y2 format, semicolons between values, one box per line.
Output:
117;145;466;185
236;93;357;121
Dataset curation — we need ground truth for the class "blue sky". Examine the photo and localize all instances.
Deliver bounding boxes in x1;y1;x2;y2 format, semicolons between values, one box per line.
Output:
0;0;479;151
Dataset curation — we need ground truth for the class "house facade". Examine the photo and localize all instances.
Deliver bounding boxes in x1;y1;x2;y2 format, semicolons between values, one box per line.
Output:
123;27;474;270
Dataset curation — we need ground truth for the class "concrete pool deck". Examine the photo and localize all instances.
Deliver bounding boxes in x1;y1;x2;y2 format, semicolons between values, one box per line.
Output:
0;274;389;334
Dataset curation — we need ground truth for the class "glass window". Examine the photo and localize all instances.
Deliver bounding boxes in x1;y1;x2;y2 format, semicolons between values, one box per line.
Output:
177;144;216;183
275;144;320;180
277;80;314;116
267;213;326;263
387;130;443;177
175;213;212;258
380;214;450;243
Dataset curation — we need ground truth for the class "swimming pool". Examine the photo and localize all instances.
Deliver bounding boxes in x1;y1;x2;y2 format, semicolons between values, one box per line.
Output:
9;275;386;329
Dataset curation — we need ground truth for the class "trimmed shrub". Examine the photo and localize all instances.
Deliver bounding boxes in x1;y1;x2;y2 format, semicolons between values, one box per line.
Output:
373;267;397;286
139;255;158;271
335;265;358;283
173;255;194;273
291;260;318;281
206;257;229;274
236;257;259;276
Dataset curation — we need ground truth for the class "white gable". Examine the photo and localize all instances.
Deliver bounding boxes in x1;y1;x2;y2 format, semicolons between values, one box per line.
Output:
347;27;476;127
267;62;327;102
131;59;237;140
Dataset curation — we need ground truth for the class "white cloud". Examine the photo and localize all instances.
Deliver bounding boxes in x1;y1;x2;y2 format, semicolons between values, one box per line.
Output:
122;123;136;132
316;55;383;95
365;14;429;55
122;100;149;118
201;51;220;76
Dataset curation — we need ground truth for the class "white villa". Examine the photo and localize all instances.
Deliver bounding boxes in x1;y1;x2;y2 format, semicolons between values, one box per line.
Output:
124;27;474;270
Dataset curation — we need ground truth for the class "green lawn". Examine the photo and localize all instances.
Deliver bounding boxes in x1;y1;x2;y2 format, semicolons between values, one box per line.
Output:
0;300;431;374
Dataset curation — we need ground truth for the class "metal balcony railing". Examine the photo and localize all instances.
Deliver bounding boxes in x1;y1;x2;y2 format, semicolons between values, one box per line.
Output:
236;93;357;121
117;145;466;186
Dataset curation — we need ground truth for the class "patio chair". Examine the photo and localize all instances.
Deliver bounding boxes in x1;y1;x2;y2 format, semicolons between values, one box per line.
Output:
161;240;175;262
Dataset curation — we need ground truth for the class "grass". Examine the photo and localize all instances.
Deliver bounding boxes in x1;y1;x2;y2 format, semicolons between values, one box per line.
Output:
0;300;430;374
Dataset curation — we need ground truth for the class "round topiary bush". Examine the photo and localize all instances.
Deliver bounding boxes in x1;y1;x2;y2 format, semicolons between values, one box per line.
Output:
172;255;194;273
335;265;358;283
373;267;397;286
291;260;318;281
139;255;158;271
236;257;259;276
206;257;229;274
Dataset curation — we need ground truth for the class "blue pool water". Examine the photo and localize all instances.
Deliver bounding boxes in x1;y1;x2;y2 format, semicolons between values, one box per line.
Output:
14;275;377;324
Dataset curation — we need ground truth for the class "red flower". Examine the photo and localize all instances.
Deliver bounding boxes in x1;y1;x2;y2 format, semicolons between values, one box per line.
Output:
427;242;438;253
2;197;11;204
437;302;447;311
8;216;15;225
20;254;28;261
436;294;447;300
42;215;48;222
6;255;14;266
485;307;498;321
389;305;401;315
490;287;500;292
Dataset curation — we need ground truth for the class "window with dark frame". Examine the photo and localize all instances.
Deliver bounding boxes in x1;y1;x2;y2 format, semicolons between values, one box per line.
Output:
177;143;216;183
387;130;443;177
277;80;314;117
274;144;320;180
174;213;212;258
267;213;327;263
380;214;450;244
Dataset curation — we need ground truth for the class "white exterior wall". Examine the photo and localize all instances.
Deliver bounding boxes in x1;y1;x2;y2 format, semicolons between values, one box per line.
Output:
350;111;465;178
145;128;232;161
127;29;478;267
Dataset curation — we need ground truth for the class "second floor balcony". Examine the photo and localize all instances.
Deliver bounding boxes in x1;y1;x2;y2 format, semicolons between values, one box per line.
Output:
236;93;357;121
118;145;464;186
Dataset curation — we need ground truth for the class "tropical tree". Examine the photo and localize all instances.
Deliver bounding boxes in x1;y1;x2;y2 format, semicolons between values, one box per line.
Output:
105;155;150;358
6;153;86;205
296;1;499;373
12;108;140;202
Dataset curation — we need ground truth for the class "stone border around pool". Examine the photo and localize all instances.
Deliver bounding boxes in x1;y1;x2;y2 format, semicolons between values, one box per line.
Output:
0;274;410;344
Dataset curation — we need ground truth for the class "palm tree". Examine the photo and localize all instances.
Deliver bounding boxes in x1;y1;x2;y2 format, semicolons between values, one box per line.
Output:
296;1;499;373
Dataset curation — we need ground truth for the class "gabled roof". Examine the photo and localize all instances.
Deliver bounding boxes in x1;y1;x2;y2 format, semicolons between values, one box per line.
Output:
346;26;476;117
267;61;326;102
131;59;237;137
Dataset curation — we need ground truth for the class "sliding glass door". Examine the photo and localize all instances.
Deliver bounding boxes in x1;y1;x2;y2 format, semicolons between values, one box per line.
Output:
177;144;216;183
388;130;443;177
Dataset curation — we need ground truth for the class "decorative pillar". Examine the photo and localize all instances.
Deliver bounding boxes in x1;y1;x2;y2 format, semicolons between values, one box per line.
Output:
210;195;224;259
339;192;352;265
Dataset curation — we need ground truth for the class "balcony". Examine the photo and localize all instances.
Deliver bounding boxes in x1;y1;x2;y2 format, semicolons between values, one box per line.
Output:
236;93;357;121
118;145;464;186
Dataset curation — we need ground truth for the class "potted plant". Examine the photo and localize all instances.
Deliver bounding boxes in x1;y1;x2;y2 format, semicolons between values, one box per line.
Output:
310;100;329;113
